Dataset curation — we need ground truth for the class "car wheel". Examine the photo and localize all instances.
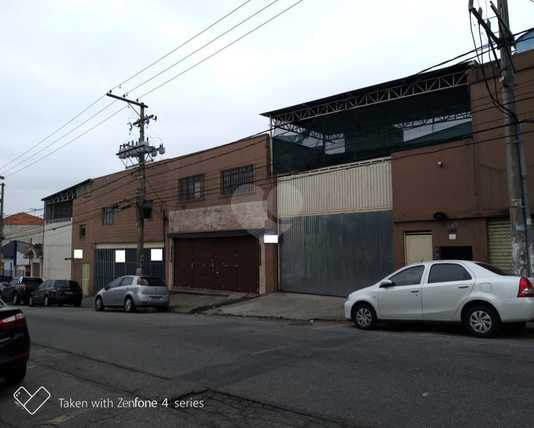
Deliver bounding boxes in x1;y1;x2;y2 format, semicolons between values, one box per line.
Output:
124;297;135;313
4;365;26;385
94;297;104;312
352;303;377;330
464;304;500;338
43;296;50;307
74;300;82;308
12;293;20;305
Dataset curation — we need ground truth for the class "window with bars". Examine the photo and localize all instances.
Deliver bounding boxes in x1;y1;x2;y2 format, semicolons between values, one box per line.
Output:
221;165;255;195
102;207;115;225
178;175;205;201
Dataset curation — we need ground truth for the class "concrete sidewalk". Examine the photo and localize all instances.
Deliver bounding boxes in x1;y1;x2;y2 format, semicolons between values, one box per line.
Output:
169;288;255;314
206;292;346;321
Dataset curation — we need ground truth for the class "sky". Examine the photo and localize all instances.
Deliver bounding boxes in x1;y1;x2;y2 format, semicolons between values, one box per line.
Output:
1;0;533;215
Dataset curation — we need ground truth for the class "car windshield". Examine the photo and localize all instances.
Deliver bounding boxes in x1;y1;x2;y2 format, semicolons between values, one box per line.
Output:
138;277;165;287
476;262;510;276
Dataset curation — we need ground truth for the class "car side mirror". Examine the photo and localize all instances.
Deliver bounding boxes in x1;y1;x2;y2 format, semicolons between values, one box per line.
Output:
379;279;394;288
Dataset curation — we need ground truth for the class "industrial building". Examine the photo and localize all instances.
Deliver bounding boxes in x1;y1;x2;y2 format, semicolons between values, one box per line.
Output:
261;49;534;296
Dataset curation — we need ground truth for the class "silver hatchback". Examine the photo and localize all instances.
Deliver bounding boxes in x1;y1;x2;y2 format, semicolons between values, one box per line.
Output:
94;275;170;313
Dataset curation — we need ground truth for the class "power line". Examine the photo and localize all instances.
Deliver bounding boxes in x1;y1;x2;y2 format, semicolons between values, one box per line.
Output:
0;0;254;174
3;0;306;177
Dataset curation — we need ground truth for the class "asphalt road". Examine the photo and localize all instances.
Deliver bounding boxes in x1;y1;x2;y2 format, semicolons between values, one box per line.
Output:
1;306;534;427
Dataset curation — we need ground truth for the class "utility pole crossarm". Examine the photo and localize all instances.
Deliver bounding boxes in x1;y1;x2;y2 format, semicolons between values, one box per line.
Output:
106;93;163;276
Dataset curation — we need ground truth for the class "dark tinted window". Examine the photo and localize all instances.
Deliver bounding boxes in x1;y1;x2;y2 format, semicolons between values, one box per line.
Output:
22;277;42;286
428;264;472;283
108;278;122;289
55;280;70;289
69;281;81;291
121;277;133;286
221;165;255;195
179;175;205;201
389;266;425;286
138;277;165;287
476;263;508;275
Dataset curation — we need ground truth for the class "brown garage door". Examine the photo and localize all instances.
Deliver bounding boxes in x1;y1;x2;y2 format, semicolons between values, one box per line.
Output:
173;236;259;293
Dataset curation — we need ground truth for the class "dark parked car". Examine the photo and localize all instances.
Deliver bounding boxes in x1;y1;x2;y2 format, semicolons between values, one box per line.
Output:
30;280;83;307
0;275;12;283
10;276;43;305
0;298;30;384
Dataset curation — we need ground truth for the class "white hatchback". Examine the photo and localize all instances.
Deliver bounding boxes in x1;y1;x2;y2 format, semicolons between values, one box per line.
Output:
344;260;534;337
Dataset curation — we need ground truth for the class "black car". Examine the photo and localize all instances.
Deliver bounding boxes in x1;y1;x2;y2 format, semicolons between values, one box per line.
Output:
0;275;12;283
0;299;30;384
30;280;83;307
9;277;43;305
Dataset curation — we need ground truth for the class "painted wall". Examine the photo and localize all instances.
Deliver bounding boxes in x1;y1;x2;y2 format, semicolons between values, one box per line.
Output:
43;220;72;280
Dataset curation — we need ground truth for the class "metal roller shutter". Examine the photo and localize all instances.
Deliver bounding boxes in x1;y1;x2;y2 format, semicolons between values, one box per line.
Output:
487;219;512;272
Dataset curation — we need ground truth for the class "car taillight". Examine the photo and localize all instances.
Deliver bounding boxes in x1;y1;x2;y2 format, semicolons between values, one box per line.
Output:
0;312;26;329
518;277;534;297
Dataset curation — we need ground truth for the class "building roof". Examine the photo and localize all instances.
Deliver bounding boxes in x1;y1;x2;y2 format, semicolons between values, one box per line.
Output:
4;212;43;226
42;179;93;203
260;62;471;121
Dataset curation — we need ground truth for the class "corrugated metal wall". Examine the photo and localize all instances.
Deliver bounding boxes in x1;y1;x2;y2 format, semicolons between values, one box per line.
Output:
94;249;164;293
280;211;393;296
278;159;393;297
277;158;392;217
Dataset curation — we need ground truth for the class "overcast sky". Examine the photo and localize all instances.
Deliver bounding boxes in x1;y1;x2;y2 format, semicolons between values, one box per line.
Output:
1;0;533;215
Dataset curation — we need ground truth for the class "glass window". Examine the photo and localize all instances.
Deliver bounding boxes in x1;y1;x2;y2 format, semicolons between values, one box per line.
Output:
476;262;508;276
221;165;255;195
138;276;165;287
428;264;472;283
68;281;81;291
102;207;115;225
178;175;205;201
79;224;86;240
389;266;425;286
55;280;70;289
108;278;121;289
121;277;133;286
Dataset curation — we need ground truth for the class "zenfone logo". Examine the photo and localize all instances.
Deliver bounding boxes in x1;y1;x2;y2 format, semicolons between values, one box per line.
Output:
13;386;51;415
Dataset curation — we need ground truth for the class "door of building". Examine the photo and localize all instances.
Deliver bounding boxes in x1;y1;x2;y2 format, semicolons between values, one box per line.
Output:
487;219;512;273
173;236;259;293
404;233;433;264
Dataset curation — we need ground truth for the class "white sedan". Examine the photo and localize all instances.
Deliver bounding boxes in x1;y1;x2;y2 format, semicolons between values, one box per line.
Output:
344;260;534;337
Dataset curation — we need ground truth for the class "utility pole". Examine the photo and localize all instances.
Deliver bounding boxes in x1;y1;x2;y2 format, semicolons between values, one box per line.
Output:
0;177;4;275
106;92;164;275
470;0;533;276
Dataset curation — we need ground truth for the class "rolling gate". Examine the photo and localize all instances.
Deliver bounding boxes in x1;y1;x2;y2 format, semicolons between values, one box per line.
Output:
173;234;260;293
277;159;394;297
94;248;165;293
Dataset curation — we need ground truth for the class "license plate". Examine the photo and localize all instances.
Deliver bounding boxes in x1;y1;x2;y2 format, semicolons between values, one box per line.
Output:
149;296;162;300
